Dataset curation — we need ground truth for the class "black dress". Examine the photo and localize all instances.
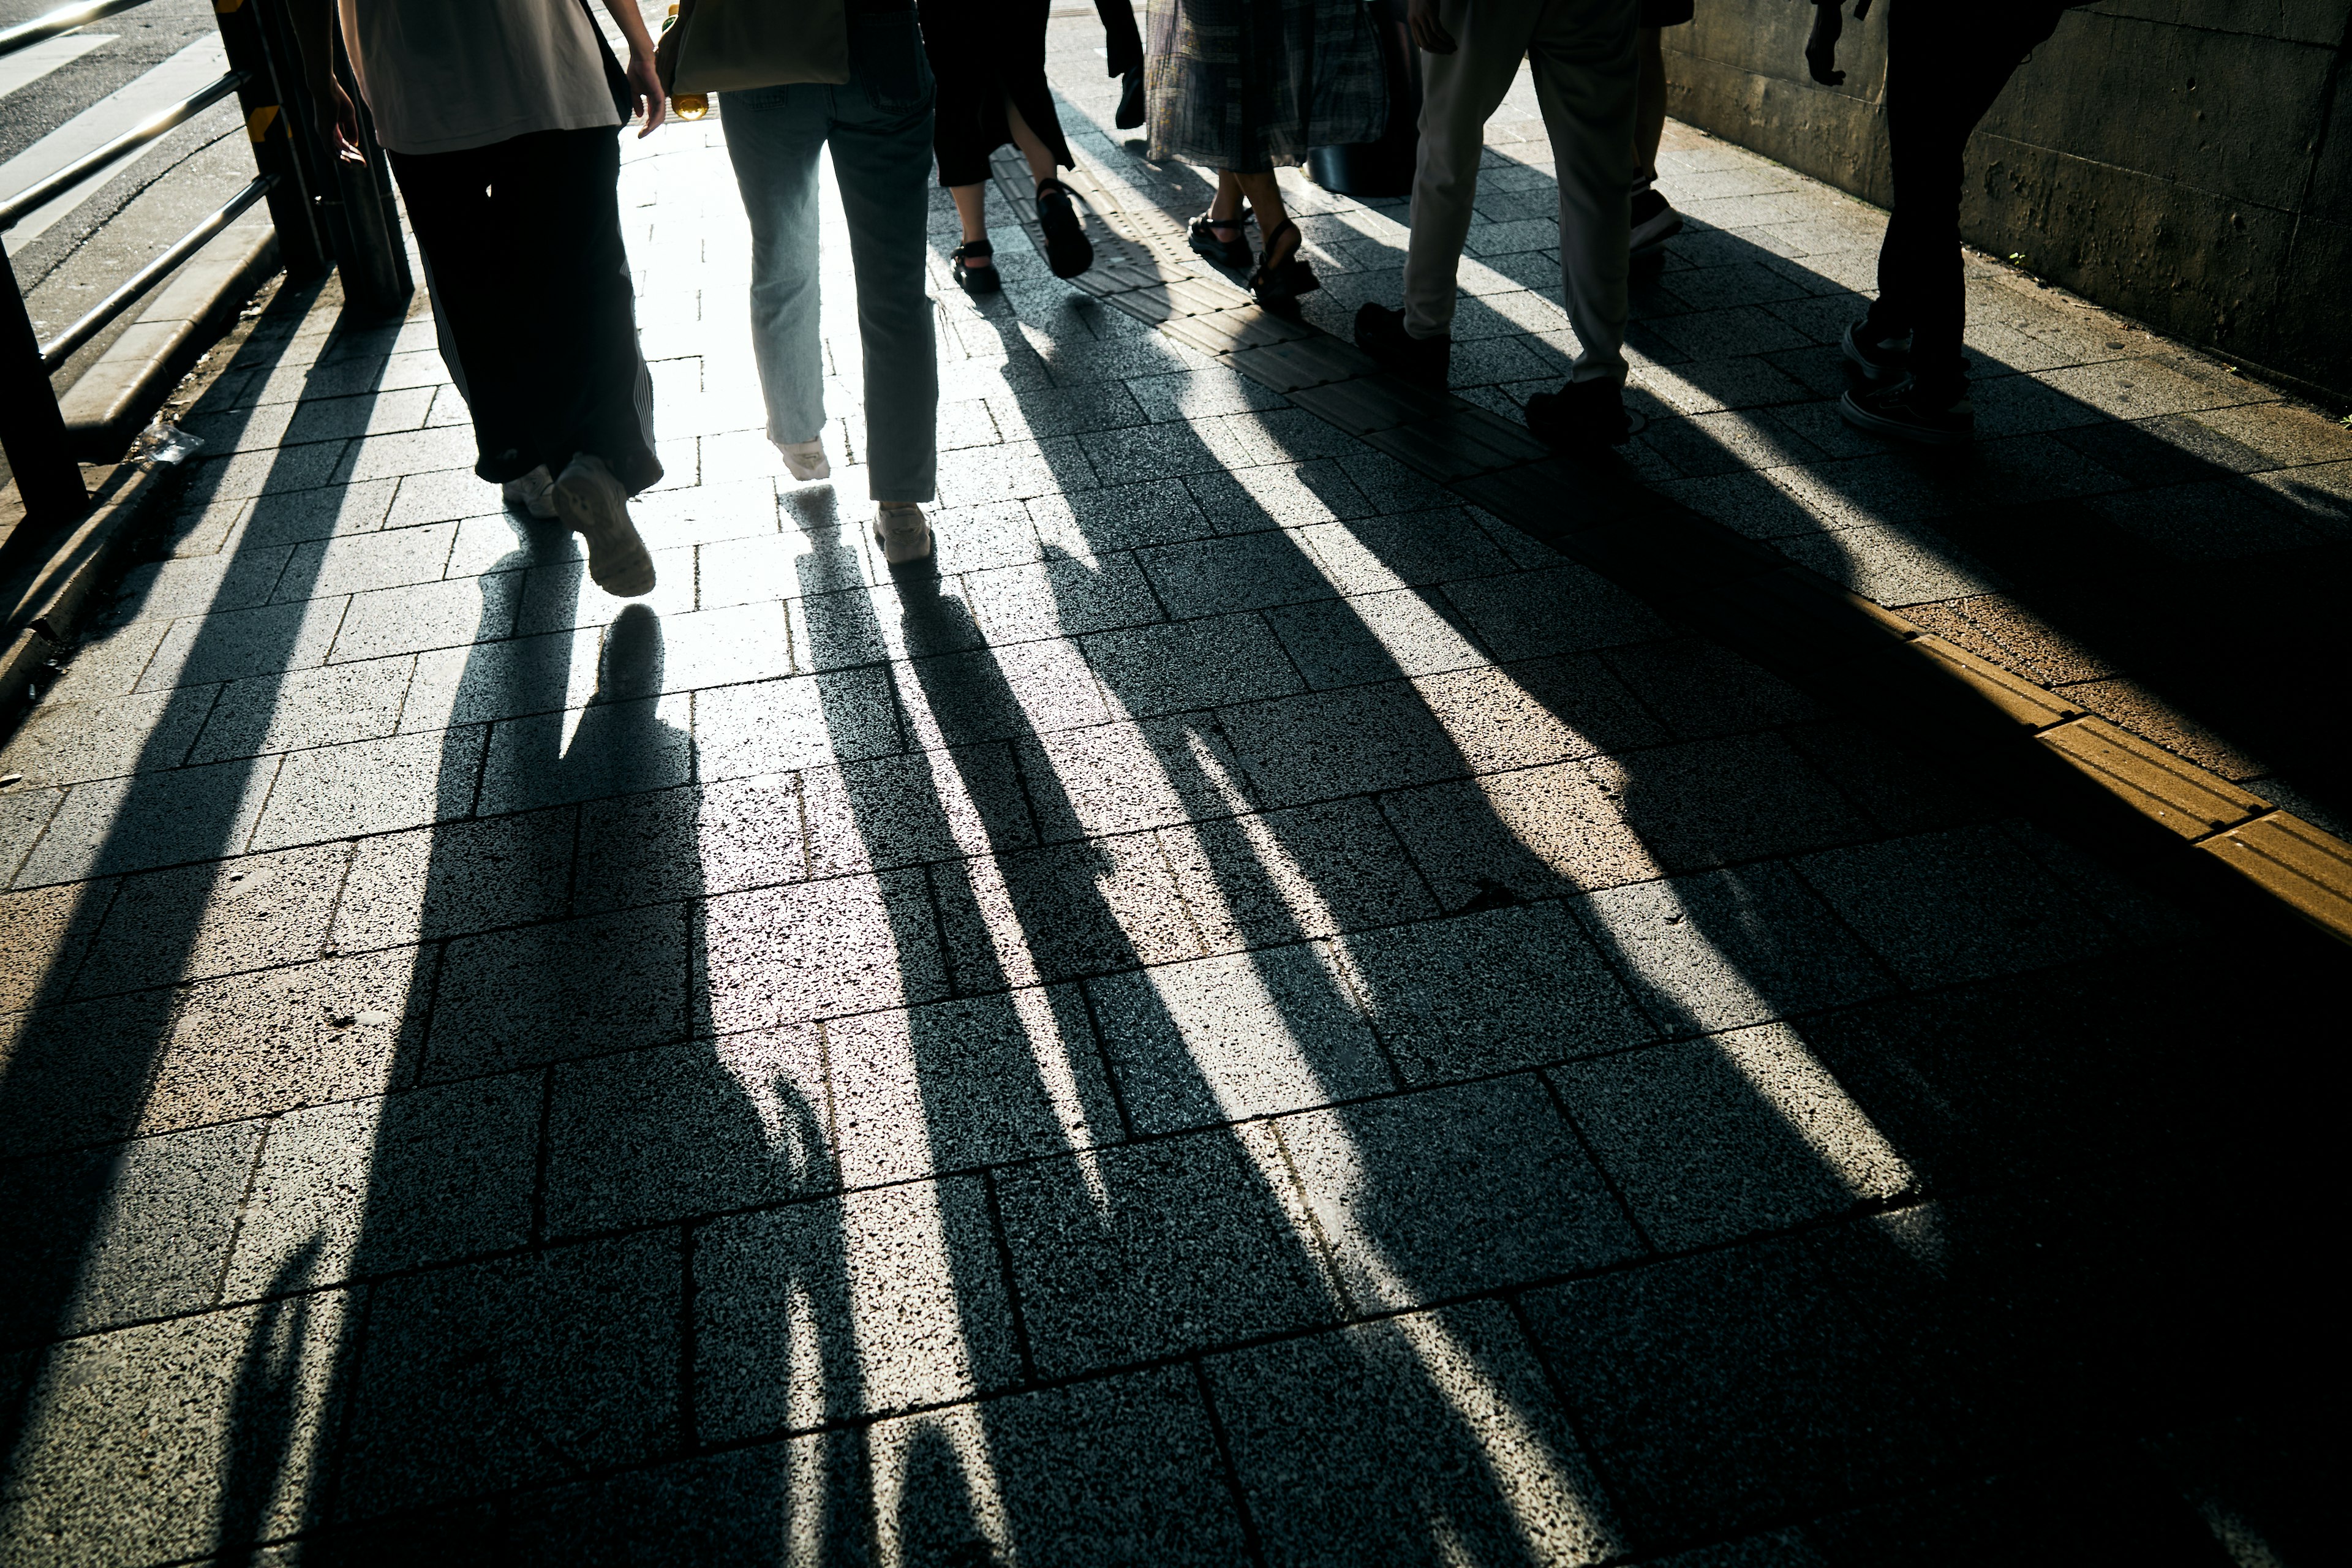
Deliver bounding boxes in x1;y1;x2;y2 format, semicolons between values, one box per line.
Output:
918;0;1143;188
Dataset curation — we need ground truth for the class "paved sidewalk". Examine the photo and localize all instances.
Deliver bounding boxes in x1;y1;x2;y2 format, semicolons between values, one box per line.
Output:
0;58;2335;1568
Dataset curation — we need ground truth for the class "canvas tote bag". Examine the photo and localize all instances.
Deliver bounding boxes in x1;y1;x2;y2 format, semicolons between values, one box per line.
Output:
656;0;851;94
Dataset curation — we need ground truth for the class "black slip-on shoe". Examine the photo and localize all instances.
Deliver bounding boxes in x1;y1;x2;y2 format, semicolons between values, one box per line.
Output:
1354;302;1450;388
1035;179;1093;279
1841;317;1913;381
1840;376;1974;445
1525;379;1632;448
1630;187;1684;252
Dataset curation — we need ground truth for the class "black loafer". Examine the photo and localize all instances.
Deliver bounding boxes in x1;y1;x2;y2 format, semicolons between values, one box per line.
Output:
1354;303;1450;389
1525;380;1632;448
1842;318;1912;382
1035;178;1094;279
1840;377;1974;445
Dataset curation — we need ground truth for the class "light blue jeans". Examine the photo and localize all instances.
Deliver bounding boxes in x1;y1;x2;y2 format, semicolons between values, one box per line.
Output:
719;12;939;503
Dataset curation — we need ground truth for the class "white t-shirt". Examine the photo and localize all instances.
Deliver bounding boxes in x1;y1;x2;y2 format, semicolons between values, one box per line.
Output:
341;0;624;156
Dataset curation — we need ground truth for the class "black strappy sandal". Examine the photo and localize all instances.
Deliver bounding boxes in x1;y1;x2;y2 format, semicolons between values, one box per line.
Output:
1034;178;1094;279
1189;209;1253;271
952;239;1000;294
1250;219;1319;309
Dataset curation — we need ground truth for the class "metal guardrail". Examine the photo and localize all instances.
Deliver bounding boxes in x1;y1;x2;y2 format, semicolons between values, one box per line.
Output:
0;0;413;571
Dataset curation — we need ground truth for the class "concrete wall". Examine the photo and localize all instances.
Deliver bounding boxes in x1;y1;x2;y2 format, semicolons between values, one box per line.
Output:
1660;1;2352;403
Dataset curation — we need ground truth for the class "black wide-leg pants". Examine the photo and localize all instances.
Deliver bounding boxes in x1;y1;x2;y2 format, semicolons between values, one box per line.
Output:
388;126;662;494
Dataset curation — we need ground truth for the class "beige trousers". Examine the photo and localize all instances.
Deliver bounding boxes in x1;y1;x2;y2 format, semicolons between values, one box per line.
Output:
1401;0;1638;383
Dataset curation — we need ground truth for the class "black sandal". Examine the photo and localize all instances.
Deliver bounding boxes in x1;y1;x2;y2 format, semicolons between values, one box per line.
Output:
1035;178;1094;279
952;239;1000;294
1250;219;1318;309
1189;209;1253;271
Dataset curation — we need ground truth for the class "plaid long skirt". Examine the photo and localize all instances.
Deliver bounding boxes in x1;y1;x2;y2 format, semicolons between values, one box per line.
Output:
1144;0;1389;171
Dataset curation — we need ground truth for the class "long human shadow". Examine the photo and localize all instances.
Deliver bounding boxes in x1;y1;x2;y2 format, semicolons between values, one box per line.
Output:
0;278;417;1490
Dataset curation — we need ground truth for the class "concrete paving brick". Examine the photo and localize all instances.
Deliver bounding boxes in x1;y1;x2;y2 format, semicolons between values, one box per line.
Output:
986;378;1152;438
1571;866;1896;1036
250;726;487;851
1090;945;1392;1134
0;685;217;788
1215;682;1476;806
545;1029;826;1231
1332;904;1654;1082
189;658;413;763
630;477;785;550
1520;1234;1943;1540
2036;358;2264;422
693;669;902;782
702;870;948;1032
695;1177;1020;1437
1082;611;1305;715
957;551;1166;644
0;1118;262;1338
1031;477;1220;554
0;877;106;1012
828;985;1117;1184
335;425;481;483
1183;459;1376;533
333;808;576;951
1552;1025;1913;1248
650;601;797;690
1793;825;2122;987
995;1129;1335;1376
1168;794;1443;947
12;756;283;888
427;903;690;1079
803;742;1027;876
571;774;780;909
0;1293;352;1567
339;1233;680;1520
1138;529;1344;617
140;948;424;1135
1441;565;1671;659
104;547;295;625
896;637;1110;750
274;522;458;603
1779;721;1992;838
135;599;347;694
1600;638;1824;740
1126;365;1294;423
1263;589;1493;688
477;693;694;813
1278;1076;1640;1302
225;1073;539;1295
1775;526;2006;608
398;631;600;732
699;527;874;612
0;786;62;890
328;572;524;663
932;832;1207;988
2056;676;2271;781
175;441;350;510
1423;657;1672;775
73;843;350;998
937;435;1092;505
1014;718;1245;843
1207;1301;1627;1567
510;548;701;633
0;985;178;1158
1584;732;1874;872
40;619;168;703
2086;479;2331;560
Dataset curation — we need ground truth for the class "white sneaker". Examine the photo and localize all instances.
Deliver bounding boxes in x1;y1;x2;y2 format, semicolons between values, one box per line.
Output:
502;465;557;519
777;437;831;482
873;503;932;567
553;454;657;597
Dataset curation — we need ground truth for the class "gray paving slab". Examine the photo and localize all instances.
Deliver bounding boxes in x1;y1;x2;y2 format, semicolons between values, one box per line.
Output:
1277;1076;1641;1303
931;832;1208;987
476;695;694;813
994;1128;1335;1377
338;1233;680;1521
12;756;282;888
332;808;576;951
695;1177;1019;1438
326;572;524;664
226;1073;539;1295
275;523;458;604
102;547;295;627
187;657;413;764
1081;611;1305;715
1329;903;1654;1083
1792;824;2125;987
1089;945;1393;1134
0;878;105;1014
1012;719;1239;843
249;726;487;851
701;870;948;1033
426;903;691;1080
827;985;1119;1185
0;685;218;788
1585;731;1875;872
73;842;350;997
1206;1300;1626;1567
692;669;902;782
134;600;347;695
1262;588;1493;688
1166;793;1444;947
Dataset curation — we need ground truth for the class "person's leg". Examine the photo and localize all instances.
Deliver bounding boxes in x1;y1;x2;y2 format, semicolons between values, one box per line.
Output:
1529;0;1639;384
720;85;832;451
1634;24;1665;186
1005;97;1059;184
827;67;941;507
1231;171;1287;258
1402;0;1544;340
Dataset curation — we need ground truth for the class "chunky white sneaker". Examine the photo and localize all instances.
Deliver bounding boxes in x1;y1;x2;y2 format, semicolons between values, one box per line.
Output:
777;437;831;482
873;503;932;567
502;465;557;519
553;453;657;597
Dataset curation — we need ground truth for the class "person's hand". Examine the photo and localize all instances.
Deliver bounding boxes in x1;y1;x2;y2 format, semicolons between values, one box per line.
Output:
627;48;666;135
317;75;364;162
1408;0;1456;54
1805;1;1845;85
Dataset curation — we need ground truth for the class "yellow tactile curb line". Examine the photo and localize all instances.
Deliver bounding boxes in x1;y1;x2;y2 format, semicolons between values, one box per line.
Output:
984;152;2352;945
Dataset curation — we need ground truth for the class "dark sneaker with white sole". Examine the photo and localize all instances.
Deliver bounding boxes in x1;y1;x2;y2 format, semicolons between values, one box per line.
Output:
1525;379;1632;448
1354;303;1450;388
1840;377;1974;445
1630;187;1684;252
1842;318;1913;381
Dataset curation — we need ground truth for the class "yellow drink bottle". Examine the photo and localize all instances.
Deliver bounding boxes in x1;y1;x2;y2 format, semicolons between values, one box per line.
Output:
662;7;709;119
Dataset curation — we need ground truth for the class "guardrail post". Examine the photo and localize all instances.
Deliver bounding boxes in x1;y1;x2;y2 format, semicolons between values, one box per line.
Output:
211;0;325;283
0;278;88;524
